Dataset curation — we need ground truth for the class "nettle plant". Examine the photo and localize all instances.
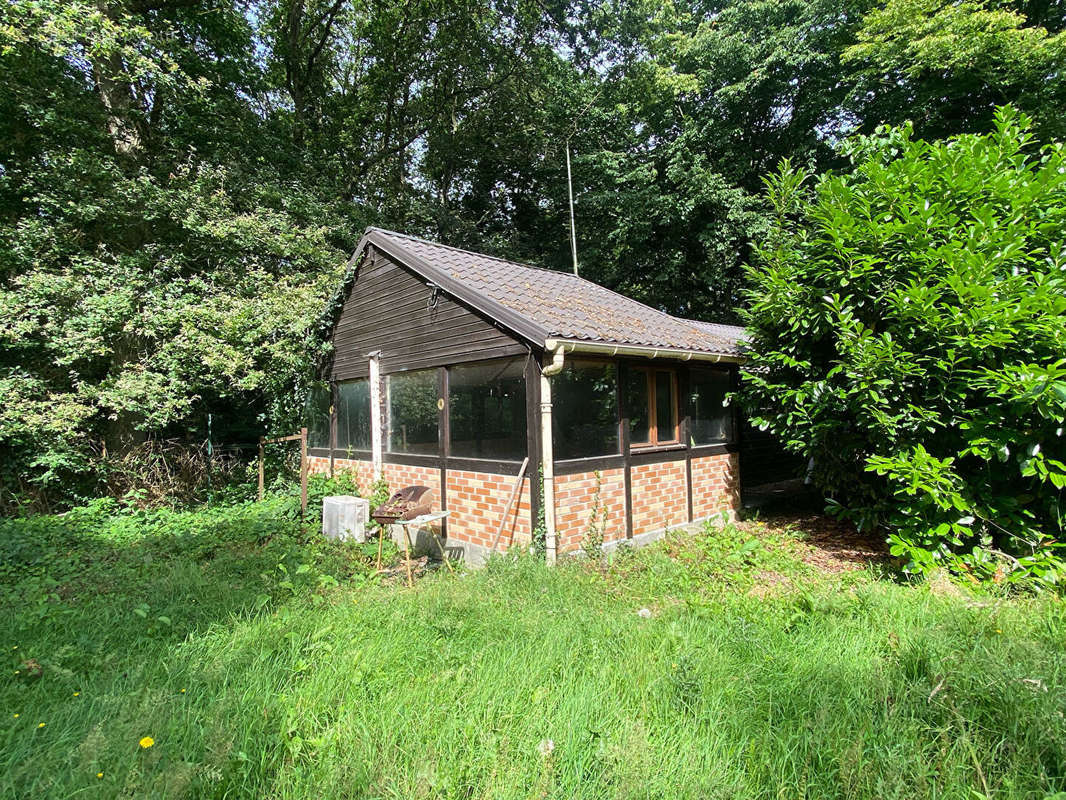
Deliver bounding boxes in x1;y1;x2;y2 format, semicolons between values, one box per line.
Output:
742;107;1066;587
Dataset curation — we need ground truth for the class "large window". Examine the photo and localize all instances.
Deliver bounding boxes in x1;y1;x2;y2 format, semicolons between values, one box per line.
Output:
449;358;527;460
305;382;332;450
552;360;618;460
337;379;371;451
689;367;734;445
387;369;439;454
623;367;678;447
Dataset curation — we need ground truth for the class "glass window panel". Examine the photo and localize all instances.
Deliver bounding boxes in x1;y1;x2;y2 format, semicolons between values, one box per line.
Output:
449;358;527;460
623;368;650;445
305;382;332;449
337;379;371;451
655;371;677;442
552;360;618;460
387;370;439;454
689;367;734;445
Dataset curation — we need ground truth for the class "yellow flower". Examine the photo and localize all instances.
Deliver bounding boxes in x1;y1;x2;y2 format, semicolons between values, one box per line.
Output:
12;714;18;719
96;773;103;779
180;688;185;694
37;722;45;728
73;692;80;697
139;736;154;749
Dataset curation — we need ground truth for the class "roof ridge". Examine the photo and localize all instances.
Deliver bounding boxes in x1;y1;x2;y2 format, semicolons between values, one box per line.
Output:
679;317;746;333
368;227;699;331
368;227;556;274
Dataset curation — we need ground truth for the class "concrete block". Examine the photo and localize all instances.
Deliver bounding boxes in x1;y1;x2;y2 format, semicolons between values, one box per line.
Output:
322;495;369;542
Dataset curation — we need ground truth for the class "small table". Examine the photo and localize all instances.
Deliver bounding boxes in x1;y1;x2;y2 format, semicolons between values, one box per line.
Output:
393;511;451;585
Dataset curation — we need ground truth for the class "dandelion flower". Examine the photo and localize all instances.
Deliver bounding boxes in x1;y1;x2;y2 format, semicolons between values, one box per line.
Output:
139;736;154;749
73;692;80;697
12;714;18;719
96;773;103;779
180;688;185;694
37;722;45;728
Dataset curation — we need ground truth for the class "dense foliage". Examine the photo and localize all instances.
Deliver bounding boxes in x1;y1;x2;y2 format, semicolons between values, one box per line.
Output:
742;108;1066;585
1;0;1062;507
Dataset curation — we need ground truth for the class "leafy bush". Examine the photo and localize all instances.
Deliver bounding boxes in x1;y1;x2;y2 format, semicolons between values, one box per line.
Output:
741;107;1066;586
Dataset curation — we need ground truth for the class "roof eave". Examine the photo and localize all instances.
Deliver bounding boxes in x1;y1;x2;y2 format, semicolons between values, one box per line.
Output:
545;337;745;364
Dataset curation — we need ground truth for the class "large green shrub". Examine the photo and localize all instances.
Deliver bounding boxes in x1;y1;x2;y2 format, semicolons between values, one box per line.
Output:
741;108;1066;586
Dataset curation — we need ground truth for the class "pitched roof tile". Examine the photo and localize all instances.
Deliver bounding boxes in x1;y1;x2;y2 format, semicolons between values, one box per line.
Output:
365;228;745;357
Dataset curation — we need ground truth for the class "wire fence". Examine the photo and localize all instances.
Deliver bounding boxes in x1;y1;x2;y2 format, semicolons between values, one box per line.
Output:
96;415;311;509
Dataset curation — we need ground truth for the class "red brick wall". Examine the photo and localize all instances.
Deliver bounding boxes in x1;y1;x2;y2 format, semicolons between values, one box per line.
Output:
446;470;531;551
691;452;740;520
630;460;688;537
554;469;626;553
382;462;441;504
310;450;740;559
307;456;376;493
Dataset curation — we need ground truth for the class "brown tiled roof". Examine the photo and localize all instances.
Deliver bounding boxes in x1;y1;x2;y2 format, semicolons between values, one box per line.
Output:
359;228;745;357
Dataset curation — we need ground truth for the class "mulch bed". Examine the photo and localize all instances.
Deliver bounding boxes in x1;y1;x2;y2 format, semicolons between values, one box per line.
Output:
745;512;891;574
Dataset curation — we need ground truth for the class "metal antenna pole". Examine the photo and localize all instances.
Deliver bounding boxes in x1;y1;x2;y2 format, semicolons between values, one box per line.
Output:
565;138;579;276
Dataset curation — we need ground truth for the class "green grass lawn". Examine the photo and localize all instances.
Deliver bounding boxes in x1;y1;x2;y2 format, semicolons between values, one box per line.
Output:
2;486;1065;799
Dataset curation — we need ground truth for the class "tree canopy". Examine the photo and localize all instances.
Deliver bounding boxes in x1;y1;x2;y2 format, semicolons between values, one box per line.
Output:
1;0;1062;507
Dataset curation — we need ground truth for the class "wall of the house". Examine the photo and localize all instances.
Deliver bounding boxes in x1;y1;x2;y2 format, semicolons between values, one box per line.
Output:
331;246;525;380
308;455;375;488
554;468;627;552
446;469;532;556
630;460;689;536
692;452;741;519
551;450;740;556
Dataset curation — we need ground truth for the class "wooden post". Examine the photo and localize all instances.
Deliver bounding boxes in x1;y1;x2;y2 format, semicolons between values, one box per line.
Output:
401;524;414;587
258;437;265;501
368;351;383;481
299;426;308;521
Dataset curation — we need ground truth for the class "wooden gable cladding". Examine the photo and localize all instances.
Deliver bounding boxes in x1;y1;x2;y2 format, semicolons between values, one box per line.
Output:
331;246;527;380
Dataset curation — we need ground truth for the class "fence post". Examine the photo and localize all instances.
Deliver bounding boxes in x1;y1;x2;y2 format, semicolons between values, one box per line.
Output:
300;426;308;521
258;437;265;501
206;412;213;504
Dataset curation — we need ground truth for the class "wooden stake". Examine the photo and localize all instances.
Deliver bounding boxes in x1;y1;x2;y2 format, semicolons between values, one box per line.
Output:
299;426;308;522
490;457;529;552
258;437;265;501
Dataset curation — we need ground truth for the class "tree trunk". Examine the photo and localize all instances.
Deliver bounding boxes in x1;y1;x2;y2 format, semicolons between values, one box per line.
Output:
92;1;143;156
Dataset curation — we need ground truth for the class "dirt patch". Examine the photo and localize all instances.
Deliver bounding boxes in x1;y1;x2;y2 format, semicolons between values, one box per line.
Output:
741;512;890;575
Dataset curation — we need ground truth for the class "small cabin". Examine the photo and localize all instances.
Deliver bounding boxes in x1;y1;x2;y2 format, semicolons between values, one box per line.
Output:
308;228;744;564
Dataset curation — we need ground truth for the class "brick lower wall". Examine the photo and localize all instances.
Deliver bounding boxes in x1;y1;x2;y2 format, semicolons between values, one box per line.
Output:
382;462;441;504
554;468;626;554
691;452;740;520
308;449;740;562
307;456;376;493
446;470;531;551
630;459;688;537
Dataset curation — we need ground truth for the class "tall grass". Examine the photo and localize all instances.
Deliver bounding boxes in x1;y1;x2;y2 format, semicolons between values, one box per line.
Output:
1;492;1064;798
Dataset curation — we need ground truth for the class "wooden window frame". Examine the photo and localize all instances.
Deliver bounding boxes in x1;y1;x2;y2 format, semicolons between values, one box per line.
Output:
629;366;679;448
